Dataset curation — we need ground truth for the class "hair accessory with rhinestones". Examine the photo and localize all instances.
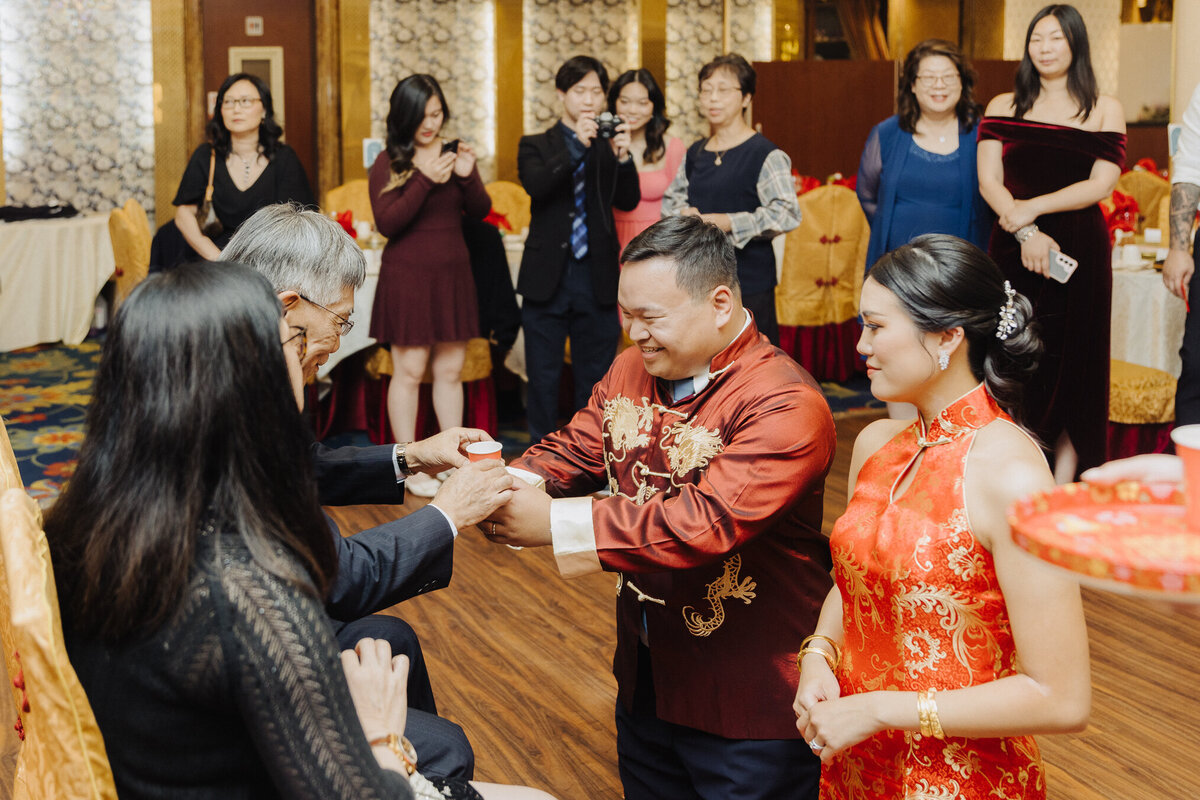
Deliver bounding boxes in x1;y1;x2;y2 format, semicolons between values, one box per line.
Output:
996;281;1018;341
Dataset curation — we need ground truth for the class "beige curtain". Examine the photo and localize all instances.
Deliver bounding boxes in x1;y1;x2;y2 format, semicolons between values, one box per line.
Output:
836;0;890;60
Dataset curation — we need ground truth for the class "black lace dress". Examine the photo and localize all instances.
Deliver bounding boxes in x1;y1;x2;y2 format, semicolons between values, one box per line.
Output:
64;526;482;800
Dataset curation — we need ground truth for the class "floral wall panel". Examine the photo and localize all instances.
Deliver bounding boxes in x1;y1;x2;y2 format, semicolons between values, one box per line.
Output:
665;0;723;145
0;0;155;215
370;0;497;179
521;0;637;135
1003;0;1120;96
727;0;773;64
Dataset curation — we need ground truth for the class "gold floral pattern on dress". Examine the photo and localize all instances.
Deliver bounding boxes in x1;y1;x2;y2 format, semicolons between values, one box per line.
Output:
681;555;756;637
906;778;963;799
894;583;997;684
902;630;946;678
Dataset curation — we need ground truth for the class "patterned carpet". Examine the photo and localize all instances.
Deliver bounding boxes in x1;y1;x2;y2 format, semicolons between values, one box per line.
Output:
0;341;99;507
1;340;880;506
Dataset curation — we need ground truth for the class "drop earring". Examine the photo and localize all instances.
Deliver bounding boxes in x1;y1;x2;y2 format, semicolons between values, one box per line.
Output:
937;350;950;371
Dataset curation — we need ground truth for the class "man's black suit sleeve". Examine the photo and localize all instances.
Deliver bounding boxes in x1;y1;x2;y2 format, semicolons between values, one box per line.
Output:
518;133;575;200
312;442;404;506
613;157;641;213
325;506;455;621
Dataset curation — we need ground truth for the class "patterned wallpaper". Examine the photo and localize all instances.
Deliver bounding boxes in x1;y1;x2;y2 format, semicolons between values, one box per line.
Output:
727;0;774;64
1003;0;1121;97
665;0;725;145
521;0;637;135
0;0;156;216
370;0;497;179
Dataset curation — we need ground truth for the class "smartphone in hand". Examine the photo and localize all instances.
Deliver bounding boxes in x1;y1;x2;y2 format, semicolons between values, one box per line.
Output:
1048;250;1078;284
441;139;460;155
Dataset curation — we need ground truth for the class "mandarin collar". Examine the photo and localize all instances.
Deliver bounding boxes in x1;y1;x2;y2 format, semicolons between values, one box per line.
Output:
913;383;999;449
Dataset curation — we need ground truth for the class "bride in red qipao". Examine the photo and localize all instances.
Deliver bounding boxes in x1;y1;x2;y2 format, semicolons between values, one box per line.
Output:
793;235;1092;800
977;3;1126;482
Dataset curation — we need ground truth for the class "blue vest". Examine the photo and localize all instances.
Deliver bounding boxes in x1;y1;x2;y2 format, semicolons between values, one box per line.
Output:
686;134;778;295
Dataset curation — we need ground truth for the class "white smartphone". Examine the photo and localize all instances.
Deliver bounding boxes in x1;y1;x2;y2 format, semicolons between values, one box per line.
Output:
1048;250;1078;284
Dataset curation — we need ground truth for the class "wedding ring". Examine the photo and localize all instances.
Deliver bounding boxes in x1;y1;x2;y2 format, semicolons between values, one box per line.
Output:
808;740;824;751
490;523;497;537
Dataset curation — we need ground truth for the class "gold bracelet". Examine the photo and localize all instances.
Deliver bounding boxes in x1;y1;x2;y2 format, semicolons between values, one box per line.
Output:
925;688;946;739
916;691;932;737
796;646;837;674
916;689;946;740
368;732;419;775
800;634;842;670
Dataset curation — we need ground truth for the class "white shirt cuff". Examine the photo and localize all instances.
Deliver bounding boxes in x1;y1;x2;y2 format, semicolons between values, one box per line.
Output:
550;497;601;577
426;503;459;539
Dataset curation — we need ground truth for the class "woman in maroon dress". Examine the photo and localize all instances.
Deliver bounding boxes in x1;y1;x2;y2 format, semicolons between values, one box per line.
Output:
978;3;1125;481
370;74;491;496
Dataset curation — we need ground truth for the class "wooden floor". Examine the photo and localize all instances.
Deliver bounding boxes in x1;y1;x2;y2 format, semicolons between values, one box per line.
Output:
325;410;1200;799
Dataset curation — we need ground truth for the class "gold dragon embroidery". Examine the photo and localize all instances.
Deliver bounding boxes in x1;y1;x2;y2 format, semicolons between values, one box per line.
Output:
663;419;723;477
681;555;756;636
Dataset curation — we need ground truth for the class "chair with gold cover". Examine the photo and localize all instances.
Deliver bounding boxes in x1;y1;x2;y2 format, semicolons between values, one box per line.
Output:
483;180;530;234
775;184;869;382
1116;169;1170;234
107;205;150;315
323;179;375;228
0;420;19;800
0;488;117;799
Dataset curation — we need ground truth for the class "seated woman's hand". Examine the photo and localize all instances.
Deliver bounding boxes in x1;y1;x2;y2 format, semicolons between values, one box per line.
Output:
1081;454;1182;486
341;640;409;745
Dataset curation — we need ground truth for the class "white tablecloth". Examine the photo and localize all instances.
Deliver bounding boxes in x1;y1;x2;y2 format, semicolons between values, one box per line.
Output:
318;247;382;379
0;214;115;352
1110;266;1186;377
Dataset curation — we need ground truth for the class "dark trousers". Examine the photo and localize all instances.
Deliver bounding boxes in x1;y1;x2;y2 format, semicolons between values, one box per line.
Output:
743;288;780;347
615;644;820;800
1177;247;1200;427
521;255;619;444
334;614;474;779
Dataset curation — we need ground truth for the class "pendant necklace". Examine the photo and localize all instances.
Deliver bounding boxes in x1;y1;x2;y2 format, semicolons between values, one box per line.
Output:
712;138;730;167
234;151;256;182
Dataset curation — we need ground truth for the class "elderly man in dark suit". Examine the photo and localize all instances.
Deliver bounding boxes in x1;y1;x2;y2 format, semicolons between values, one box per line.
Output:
221;204;515;780
518;55;641;444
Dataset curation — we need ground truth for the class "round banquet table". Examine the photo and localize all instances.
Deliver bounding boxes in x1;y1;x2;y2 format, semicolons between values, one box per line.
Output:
0;214;114;353
1110;263;1186;378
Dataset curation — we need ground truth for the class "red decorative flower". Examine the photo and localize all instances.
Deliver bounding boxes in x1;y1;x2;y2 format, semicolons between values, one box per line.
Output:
335;209;357;238
483;208;513;232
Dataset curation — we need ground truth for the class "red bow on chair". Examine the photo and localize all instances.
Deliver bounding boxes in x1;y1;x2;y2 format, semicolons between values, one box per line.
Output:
483;207;513;232
1104;190;1138;244
335;209;357;239
793;170;820;196
828;173;857;191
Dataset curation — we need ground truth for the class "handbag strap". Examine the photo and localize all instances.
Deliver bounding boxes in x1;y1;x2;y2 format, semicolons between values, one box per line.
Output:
204;149;217;203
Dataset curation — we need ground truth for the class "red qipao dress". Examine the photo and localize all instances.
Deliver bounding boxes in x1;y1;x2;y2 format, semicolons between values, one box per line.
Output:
823;384;1044;800
977;119;1126;476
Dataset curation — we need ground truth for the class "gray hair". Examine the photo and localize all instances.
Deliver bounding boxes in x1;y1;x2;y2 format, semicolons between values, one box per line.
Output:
219;203;366;305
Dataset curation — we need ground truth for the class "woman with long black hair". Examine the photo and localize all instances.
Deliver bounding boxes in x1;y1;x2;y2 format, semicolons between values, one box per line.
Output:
47;262;554;800
977;3;1125;481
607;69;684;252
173;72;314;259
369;74;491;496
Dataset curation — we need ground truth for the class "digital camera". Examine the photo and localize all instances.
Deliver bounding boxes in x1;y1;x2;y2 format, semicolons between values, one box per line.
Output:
595;112;623;139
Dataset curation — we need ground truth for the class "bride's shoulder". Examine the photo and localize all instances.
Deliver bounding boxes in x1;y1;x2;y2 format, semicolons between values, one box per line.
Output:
984;93;1016;117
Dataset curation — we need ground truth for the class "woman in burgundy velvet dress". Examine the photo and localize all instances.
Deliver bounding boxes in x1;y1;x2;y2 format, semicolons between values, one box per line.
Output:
370;74;491;496
977;3;1125;481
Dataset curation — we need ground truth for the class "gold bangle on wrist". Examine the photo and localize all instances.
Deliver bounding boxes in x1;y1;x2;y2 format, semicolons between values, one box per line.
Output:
796;646;837;673
800;634;842;670
916;689;946;740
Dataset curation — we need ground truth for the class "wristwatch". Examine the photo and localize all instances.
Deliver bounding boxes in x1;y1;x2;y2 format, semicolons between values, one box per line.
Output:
393;443;412;479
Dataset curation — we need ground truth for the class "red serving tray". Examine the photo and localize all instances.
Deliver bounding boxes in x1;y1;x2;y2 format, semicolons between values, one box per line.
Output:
1009;482;1200;597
